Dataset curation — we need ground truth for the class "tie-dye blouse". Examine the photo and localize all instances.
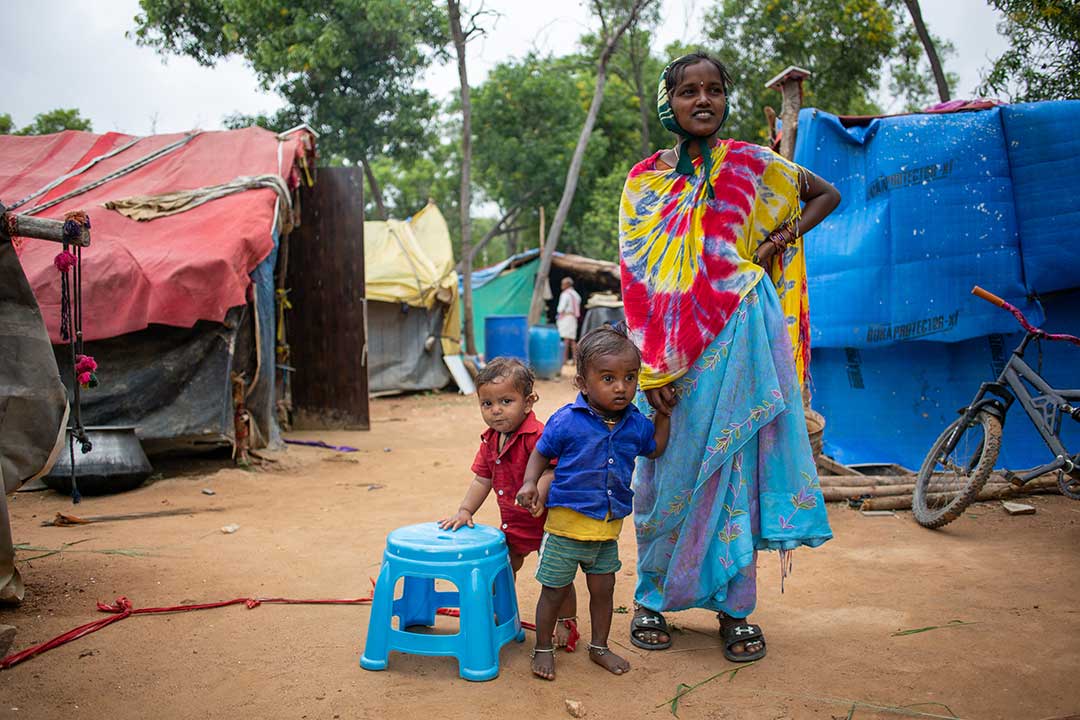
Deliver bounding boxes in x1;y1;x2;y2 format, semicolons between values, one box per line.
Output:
619;140;809;390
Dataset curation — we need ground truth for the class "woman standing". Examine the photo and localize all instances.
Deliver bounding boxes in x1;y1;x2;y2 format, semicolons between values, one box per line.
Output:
621;53;839;661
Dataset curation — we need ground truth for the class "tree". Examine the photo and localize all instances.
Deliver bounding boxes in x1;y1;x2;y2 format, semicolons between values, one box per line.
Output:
601;3;663;158
701;0;947;142
472;54;611;250
980;0;1080;101
8;108;93;135
447;0;491;354
901;0;950;102
132;0;447;219
527;0;657;324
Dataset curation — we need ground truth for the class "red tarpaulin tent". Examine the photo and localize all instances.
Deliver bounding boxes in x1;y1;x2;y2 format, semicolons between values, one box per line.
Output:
2;126;313;342
0;126;316;453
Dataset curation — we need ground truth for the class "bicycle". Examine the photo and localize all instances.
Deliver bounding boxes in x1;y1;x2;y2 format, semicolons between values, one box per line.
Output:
912;286;1080;529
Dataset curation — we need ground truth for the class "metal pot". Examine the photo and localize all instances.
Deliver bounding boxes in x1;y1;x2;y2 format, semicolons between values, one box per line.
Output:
43;426;153;496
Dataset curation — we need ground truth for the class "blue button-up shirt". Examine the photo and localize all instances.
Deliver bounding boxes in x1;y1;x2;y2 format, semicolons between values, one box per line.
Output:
536;393;656;522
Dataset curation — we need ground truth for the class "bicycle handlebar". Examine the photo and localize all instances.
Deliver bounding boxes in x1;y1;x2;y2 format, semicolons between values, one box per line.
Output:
972;285;1080;347
971;285;1005;307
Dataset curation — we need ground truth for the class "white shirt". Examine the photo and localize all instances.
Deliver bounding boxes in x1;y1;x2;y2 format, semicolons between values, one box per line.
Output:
557;288;581;319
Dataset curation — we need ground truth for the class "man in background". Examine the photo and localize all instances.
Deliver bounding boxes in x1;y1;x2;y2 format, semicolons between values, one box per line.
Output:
556;277;581;366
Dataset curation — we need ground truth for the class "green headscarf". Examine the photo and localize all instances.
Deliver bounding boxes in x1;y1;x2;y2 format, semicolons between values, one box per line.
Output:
656;56;730;199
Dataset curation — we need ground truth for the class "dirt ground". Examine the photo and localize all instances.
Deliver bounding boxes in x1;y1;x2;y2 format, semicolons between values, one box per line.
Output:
2;372;1079;720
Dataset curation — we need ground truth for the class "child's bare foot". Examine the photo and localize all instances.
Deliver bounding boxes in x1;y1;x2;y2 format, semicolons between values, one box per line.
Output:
587;643;630;675
531;647;556;680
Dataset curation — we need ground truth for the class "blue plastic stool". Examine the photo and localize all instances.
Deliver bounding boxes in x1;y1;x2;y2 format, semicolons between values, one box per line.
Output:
360;522;525;681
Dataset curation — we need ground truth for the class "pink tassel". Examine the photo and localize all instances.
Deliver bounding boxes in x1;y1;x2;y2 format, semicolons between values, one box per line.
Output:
54;251;77;273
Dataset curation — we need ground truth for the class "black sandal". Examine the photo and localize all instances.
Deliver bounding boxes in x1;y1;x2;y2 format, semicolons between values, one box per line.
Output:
720;621;766;662
629;605;672;650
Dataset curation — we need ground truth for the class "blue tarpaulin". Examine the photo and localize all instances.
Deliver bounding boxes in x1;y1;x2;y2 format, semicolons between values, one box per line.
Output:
795;100;1080;470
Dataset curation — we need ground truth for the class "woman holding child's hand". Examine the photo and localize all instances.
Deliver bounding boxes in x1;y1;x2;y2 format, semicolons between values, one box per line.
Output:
620;52;838;662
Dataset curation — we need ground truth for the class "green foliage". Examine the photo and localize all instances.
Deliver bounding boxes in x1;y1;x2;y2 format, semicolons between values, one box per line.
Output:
6;108;93;135
981;0;1080;100
367;136;462;240
700;0;951;142
132;0;447;167
577;166;629;263
471;53;615;257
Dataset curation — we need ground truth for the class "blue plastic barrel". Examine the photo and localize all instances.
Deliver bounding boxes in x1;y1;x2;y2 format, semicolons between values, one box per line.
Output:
484;315;528;363
528;325;563;379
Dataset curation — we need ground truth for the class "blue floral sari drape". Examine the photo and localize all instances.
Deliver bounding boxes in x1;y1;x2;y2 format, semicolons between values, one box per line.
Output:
632;279;831;617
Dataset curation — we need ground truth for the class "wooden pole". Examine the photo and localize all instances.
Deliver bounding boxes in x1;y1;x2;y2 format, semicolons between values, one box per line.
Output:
765;66;811;161
860;481;1060;511
538;206;545;252
0;211;91;246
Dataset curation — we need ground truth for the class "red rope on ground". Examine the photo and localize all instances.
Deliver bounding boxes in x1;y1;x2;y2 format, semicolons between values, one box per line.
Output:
435;608;580;651
0;594;373;671
435;606;537;632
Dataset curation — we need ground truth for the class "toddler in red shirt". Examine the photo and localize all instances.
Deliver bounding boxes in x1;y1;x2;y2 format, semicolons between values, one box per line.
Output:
439;358;578;649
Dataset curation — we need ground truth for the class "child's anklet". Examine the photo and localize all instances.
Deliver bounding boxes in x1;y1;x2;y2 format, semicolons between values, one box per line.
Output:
530;647;555;658
587;643;610;655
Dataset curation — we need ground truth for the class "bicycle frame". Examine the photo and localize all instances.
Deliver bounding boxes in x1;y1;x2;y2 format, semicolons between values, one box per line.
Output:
954;331;1080;483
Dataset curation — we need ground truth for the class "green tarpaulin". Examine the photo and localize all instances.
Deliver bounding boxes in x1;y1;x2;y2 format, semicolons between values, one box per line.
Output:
465;259;538;355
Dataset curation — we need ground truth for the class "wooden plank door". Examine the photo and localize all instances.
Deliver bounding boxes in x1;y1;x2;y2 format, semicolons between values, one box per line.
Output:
286;166;369;429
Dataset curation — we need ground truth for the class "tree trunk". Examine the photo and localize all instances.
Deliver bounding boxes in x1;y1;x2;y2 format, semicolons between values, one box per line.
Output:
528;0;653;325
448;0;476;355
361;157;388;221
629;34;651;157
903;0;950;102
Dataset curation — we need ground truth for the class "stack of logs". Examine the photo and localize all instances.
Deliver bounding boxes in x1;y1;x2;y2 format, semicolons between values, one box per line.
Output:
818;460;1062;511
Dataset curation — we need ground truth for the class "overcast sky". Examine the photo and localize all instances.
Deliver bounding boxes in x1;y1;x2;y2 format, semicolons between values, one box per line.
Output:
5;0;1009;136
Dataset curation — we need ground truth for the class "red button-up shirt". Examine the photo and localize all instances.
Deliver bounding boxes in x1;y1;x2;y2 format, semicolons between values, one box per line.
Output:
471;411;548;555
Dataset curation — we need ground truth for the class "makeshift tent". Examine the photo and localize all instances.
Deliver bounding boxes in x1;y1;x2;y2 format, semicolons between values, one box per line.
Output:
363;202;462;393
795;100;1080;470
2;126;316;453
464;249;621;356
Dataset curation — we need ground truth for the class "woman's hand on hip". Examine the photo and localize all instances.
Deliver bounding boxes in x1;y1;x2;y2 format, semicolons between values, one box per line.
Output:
753;240;778;266
645;385;677;416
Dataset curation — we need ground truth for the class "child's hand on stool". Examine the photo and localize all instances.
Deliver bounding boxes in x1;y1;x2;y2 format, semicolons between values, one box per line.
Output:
438;508;474;531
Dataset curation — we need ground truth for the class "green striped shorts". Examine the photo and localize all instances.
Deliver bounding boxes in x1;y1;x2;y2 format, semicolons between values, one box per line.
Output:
535;532;621;588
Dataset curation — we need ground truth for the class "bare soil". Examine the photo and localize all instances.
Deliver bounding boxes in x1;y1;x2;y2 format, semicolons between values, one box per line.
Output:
2;373;1079;720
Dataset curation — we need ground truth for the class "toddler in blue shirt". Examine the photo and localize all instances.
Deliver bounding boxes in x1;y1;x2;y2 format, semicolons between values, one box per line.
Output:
517;324;669;681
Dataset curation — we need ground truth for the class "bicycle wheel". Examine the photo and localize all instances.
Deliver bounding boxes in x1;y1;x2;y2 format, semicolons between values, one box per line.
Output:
913;410;1002;529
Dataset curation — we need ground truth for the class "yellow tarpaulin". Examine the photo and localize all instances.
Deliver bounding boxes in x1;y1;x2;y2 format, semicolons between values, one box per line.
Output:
364;202;461;356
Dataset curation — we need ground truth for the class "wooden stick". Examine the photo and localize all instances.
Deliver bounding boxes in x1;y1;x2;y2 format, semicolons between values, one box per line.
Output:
43;507;225;527
861;482;1061;511
1;212;91;247
824;476;1060;502
816;456;861;476
820;475;916;487
821;473;1058;488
